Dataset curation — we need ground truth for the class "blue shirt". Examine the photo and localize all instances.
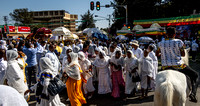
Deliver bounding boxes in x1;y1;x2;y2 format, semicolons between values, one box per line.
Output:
23;42;40;67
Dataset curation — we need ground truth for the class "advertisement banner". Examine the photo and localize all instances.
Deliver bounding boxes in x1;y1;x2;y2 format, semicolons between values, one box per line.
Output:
9;26;15;32
18;26;31;33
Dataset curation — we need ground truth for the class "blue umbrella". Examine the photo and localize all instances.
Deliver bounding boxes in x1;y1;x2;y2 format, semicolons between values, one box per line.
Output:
102;34;108;40
92;33;99;38
98;33;104;40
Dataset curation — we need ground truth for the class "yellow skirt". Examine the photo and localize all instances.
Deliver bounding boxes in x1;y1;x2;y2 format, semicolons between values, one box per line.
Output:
66;77;86;106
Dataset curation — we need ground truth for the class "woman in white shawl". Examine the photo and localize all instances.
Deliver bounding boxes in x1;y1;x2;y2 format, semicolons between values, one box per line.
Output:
61;47;72;71
78;52;95;98
92;49;112;94
26;57;65;106
0;85;28;106
64;52;87;106
124;50;138;96
147;45;158;90
110;48;125;98
6;50;28;96
139;50;154;99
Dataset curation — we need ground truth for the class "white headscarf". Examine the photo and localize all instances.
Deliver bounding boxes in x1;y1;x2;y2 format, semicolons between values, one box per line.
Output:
78;51;86;61
93;49;110;68
60;46;72;59
125;50;138;71
110;48;124;66
65;52;81;80
39;57;54;72
0;40;7;50
68;52;80;67
125;50;137;63
6;50;18;63
102;47;108;55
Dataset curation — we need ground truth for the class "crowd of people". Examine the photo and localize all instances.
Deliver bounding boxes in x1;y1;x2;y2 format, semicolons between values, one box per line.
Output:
0;27;199;106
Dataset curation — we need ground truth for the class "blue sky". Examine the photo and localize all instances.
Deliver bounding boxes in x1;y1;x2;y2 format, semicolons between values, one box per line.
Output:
0;0;114;28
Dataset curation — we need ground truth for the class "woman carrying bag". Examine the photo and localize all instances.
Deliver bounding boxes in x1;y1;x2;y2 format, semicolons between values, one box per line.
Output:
25;57;65;106
64;52;87;106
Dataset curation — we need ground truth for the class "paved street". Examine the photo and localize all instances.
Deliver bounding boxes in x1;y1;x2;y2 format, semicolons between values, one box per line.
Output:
29;55;200;106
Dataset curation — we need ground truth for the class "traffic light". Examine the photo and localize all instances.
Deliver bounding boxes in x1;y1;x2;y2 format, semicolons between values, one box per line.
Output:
128;26;131;30
96;1;100;11
124;24;126;27
90;1;94;11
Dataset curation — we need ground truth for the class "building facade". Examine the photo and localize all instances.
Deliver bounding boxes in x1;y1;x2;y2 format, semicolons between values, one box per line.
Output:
32;10;78;33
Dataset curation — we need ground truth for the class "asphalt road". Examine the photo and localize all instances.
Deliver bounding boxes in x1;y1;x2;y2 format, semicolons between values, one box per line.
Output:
29;55;200;106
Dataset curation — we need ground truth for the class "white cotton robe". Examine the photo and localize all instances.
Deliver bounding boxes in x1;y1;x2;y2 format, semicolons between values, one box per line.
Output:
93;52;112;94
45;51;61;76
124;56;138;94
148;51;158;89
139;56;154;89
78;52;95;94
0;58;7;84
0;85;28;106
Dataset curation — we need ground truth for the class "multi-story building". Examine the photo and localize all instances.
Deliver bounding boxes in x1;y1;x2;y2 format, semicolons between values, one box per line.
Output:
32;10;78;33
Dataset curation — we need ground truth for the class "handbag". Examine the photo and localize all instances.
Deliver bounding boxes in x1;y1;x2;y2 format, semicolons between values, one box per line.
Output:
132;71;141;82
48;76;66;96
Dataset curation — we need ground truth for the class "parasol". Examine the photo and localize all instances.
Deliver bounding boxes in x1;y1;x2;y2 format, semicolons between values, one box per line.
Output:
137;36;153;43
115;35;128;40
52;27;71;36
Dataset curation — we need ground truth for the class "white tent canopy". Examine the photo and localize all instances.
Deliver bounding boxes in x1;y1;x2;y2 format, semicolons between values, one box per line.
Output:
132;25;143;31
150;23;161;28
52;27;71;36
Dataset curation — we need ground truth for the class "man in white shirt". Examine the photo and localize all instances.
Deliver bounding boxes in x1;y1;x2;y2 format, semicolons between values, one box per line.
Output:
156;27;199;102
191;40;199;62
45;43;61;76
131;40;143;59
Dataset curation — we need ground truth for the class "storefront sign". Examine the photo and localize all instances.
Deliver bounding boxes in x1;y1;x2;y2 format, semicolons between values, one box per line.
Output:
18;26;31;33
9;26;15;32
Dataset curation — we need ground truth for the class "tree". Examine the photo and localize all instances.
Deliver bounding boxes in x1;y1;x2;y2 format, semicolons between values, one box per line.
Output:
78;10;95;30
9;8;33;25
111;0;200;31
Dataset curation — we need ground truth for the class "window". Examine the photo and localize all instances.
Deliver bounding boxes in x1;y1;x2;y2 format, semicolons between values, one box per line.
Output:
34;12;38;16
55;11;58;15
60;11;64;15
44;11;48;16
39;12;43;16
74;15;77;18
50;11;53;15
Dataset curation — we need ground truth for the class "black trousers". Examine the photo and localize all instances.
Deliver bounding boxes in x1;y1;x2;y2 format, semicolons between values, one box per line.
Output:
26;65;38;88
191;51;197;60
166;65;199;96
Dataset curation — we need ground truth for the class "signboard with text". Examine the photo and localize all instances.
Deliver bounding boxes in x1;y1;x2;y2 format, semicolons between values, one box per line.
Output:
18;26;31;33
8;26;15;33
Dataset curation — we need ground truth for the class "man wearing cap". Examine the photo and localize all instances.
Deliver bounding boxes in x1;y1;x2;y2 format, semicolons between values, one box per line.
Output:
156;27;199;102
131;40;143;59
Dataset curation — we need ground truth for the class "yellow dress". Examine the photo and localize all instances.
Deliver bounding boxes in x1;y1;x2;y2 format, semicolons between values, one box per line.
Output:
66;65;86;106
56;46;62;55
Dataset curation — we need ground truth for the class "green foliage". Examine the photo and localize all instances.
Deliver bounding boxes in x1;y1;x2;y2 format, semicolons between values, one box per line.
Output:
9;8;33;25
78;10;96;30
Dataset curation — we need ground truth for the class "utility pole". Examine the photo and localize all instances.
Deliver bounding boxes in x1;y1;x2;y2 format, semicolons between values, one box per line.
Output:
125;5;128;25
3;16;9;38
108;15;111;28
107;2;128;25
